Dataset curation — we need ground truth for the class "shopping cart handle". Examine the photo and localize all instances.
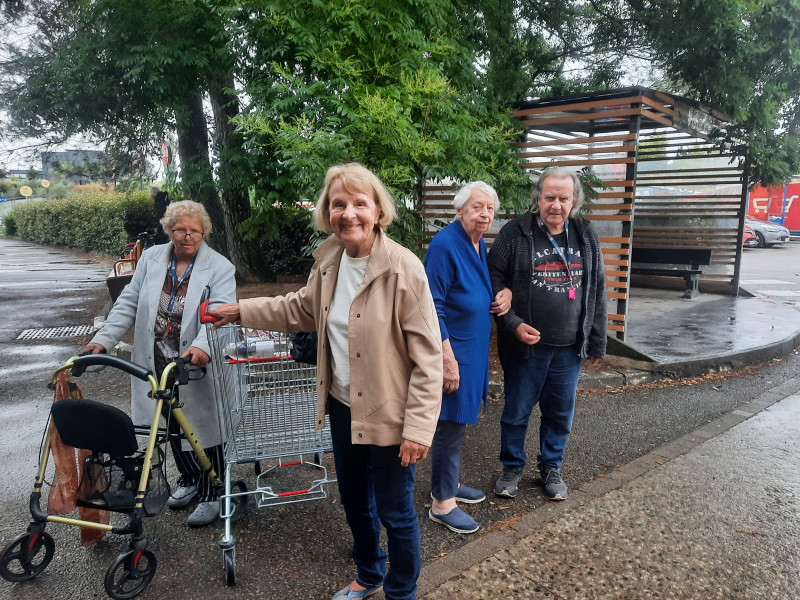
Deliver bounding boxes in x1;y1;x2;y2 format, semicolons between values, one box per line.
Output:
71;353;153;382
199;299;219;324
199;285;219;324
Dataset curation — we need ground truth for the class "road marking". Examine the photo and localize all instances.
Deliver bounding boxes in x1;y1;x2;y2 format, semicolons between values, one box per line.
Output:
753;290;800;297
739;279;794;285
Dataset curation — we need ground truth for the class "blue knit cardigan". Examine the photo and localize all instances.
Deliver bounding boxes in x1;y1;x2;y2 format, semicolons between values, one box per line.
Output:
424;220;493;424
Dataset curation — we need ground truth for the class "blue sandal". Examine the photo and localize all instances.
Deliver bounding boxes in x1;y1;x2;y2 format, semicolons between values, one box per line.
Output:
331;582;383;600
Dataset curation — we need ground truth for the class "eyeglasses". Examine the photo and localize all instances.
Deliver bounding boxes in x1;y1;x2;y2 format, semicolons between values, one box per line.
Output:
172;228;203;239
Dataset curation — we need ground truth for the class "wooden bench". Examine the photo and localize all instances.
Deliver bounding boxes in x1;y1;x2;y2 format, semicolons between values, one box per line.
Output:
630;247;712;299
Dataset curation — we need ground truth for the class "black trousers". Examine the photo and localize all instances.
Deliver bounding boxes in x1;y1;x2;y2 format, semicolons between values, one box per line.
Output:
166;414;224;502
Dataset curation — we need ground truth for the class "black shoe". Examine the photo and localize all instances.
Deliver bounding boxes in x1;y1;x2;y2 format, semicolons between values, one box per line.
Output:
494;467;522;498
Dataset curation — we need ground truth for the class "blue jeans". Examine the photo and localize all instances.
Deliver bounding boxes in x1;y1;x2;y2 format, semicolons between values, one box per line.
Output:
431;420;467;500
328;398;421;600
499;344;582;472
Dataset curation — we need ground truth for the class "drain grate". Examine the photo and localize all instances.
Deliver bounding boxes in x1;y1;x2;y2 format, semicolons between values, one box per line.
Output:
17;325;96;340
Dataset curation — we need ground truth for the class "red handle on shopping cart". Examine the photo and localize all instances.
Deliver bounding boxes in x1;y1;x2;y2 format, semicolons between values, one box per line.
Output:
199;285;220;324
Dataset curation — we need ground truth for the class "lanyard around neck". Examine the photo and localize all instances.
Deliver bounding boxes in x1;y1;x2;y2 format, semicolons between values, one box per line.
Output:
168;254;195;311
538;216;575;292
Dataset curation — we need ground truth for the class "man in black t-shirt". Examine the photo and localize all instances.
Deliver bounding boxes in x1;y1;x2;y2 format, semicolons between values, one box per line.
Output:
488;167;607;502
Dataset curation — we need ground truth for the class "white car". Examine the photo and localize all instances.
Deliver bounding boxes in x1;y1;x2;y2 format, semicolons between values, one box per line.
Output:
745;218;791;247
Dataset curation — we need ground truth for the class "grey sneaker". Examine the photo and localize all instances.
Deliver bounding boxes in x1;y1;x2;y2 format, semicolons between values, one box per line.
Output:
541;467;568;500
494;467;522;498
167;484;198;509
186;501;219;526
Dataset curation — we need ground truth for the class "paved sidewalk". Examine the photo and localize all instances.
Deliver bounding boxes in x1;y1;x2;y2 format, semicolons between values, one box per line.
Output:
415;379;800;600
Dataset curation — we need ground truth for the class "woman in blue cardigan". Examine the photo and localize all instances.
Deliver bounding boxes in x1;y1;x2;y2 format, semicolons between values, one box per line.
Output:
424;181;510;534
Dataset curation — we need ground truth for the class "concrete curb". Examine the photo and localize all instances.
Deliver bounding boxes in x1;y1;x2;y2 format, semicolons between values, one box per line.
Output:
415;374;800;599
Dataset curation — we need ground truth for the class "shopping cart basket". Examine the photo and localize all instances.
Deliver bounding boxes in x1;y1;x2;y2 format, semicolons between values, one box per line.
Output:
201;309;335;585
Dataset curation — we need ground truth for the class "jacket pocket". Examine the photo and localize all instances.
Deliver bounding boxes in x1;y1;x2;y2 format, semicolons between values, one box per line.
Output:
449;333;475;366
364;351;407;419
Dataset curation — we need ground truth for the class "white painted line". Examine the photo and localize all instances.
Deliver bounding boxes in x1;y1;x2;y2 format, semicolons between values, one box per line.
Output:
740;279;794;285
754;290;800;297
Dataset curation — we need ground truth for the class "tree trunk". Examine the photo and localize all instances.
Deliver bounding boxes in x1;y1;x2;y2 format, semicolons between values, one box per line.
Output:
175;92;219;217
209;75;274;282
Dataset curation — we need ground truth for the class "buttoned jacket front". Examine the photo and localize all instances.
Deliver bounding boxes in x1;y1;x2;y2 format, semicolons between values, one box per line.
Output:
239;231;443;447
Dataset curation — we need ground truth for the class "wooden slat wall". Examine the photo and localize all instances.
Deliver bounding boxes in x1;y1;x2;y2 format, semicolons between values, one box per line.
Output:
416;90;747;341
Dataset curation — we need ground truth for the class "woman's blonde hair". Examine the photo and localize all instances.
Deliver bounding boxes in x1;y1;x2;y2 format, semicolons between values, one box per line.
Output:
160;200;212;240
313;163;396;232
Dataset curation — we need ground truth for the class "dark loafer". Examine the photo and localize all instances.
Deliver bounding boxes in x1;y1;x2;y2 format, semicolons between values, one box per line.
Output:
454;484;486;504
331;582;383;600
428;507;480;534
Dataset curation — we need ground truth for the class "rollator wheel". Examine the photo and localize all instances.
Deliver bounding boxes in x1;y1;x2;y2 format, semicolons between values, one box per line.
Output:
229;480;248;524
0;531;55;582
104;549;157;600
223;547;236;586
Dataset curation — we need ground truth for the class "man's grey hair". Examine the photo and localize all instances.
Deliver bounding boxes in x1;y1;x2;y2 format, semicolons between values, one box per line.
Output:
453;181;500;211
530;167;584;217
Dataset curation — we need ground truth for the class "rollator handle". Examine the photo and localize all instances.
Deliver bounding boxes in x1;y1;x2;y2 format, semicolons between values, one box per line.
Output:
71;353;152;382
174;355;193;385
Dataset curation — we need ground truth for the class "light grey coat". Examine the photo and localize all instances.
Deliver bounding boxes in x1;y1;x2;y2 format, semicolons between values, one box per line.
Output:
90;241;236;447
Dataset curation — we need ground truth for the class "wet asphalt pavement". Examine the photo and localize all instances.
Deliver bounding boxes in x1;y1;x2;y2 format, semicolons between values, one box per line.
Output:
1;237;799;600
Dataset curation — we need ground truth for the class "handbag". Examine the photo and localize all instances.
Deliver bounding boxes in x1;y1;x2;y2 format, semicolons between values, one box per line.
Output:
289;331;318;365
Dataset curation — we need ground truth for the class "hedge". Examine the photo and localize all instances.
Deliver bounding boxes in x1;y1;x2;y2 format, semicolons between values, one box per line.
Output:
10;192;157;256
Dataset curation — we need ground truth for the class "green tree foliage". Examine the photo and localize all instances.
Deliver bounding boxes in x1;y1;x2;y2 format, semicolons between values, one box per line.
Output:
622;0;800;185
1;0;267;280
454;0;800;185
229;0;530;249
5;0;800;279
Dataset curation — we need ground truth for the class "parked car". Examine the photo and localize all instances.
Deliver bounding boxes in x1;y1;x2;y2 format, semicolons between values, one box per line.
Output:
742;224;758;248
745;218;791;247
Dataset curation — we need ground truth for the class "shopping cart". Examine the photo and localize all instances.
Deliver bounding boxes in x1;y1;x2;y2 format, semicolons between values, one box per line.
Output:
201;308;335;585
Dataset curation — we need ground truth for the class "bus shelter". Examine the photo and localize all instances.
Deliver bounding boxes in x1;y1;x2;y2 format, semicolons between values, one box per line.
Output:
419;87;749;341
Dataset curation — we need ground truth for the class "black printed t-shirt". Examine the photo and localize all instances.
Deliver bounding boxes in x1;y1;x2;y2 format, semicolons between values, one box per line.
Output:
529;222;584;346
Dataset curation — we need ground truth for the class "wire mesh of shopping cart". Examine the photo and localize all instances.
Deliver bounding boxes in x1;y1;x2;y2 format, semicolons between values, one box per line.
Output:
206;323;335;510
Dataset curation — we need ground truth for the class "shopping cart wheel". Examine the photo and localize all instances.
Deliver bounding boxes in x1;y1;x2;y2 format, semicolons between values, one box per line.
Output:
0;530;55;582
104;549;157;600
230;480;248;524
223;547;236;585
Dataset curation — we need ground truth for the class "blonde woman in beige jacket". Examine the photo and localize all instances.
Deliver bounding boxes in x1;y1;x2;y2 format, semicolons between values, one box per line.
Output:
209;163;443;600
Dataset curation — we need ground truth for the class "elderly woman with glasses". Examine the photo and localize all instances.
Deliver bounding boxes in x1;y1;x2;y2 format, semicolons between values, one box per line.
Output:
83;200;236;527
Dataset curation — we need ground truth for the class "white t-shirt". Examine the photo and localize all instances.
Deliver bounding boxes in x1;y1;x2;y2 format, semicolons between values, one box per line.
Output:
327;252;369;406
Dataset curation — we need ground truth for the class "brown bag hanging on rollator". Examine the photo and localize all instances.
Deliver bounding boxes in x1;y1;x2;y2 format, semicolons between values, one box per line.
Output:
48;369;109;545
